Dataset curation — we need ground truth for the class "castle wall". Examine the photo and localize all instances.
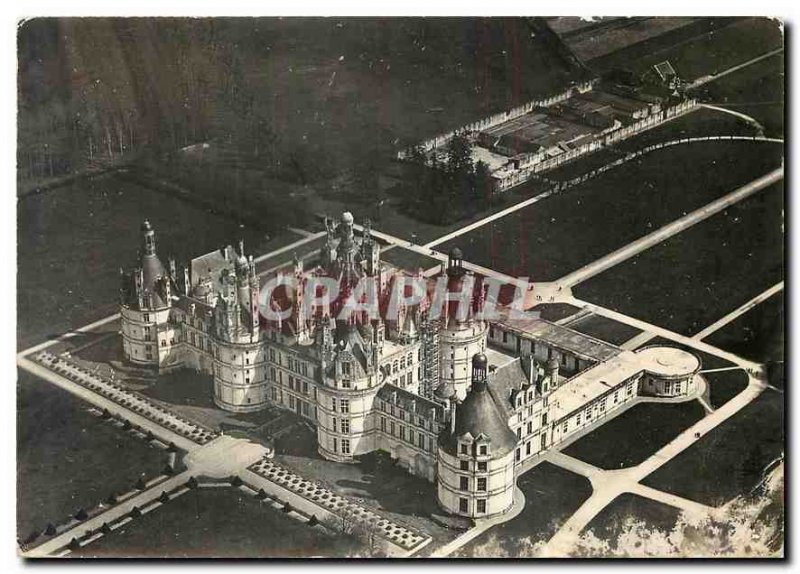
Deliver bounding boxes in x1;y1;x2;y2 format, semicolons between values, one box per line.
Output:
120;305;175;368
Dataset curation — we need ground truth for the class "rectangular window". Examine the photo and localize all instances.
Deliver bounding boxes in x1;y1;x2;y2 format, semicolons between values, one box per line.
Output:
459;498;468;513
477;477;487;491
527;421;532;434
418;434;425;449
332;397;337;412
341;419;350;434
541;413;548;426
341;439;350;454
526;442;531;455
302;381;309;395
479;445;488;456
459;476;469;491
460;444;468;455
289;395;295;409
390;421;395;436
333;438;337;452
515;448;520;462
478;461;487;472
477;499;486;514
381;417;386;432
399;425;406;441
541;433;547;450
460;460;469;471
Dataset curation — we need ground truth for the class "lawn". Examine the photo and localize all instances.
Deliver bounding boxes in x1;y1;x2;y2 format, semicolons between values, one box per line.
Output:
455;462;593;557
17;372;169;540
531;302;583;323
706;291;784;366
575;181;784;336
439;140;782;282
642;389;784;507
545;107;758;183
17;174;280;351
700;51;784;139
580;493;681;556
273;421;459;550
71;487;366;558
562;401;706;470
567;314;642;346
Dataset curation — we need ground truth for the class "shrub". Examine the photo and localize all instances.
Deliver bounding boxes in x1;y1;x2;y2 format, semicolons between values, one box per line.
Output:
255;489;267;500
74;509;88;521
44;523;57;536
128;506;141;519
230;476;243;487
307;515;319;527
135;477;147;490
282;502;293;514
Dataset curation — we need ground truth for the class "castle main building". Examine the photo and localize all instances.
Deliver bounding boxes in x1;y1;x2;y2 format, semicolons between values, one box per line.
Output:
119;214;701;519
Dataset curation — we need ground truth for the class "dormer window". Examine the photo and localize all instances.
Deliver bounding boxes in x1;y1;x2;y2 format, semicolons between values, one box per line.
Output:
342;362;351;375
460;443;468;455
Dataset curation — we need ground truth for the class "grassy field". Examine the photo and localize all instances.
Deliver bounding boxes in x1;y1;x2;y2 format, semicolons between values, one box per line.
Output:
16;174;289;351
706;291;784;365
273;422;458;550
642;389;783;507
531;302;583;322
563;401;706;470
567;314;642;346
575;181;784;336
17;372;169;540
440;140;782;282
582;492;680;546
587;18;778;79
700;50;785;139
71;487;366;558
456;462;592;557
704;369;751;410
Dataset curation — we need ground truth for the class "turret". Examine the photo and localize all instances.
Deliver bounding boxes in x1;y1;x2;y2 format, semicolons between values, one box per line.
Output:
141;220;156;256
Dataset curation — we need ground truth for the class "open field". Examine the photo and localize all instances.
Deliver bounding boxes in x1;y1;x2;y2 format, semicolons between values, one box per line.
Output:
642;390;783;507
706;291;784;365
586;18;775;78
440;140;782;282
704;370;751;410
700;50;785;139
567;314;642;346
456;462;592;557
70;486;365;558
615;17;782;80
575;181;784;336
17;372;169;540
562;401;706;470
581;493;680;551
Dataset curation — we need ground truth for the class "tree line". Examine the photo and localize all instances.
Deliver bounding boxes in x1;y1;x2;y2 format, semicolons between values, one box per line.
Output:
400;132;494;225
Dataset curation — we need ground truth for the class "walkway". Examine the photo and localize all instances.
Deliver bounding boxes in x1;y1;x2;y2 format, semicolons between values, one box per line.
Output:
555;167;784;288
692;281;784;340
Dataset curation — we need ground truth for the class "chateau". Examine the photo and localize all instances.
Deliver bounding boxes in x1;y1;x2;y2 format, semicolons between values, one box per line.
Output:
119;213;701;519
